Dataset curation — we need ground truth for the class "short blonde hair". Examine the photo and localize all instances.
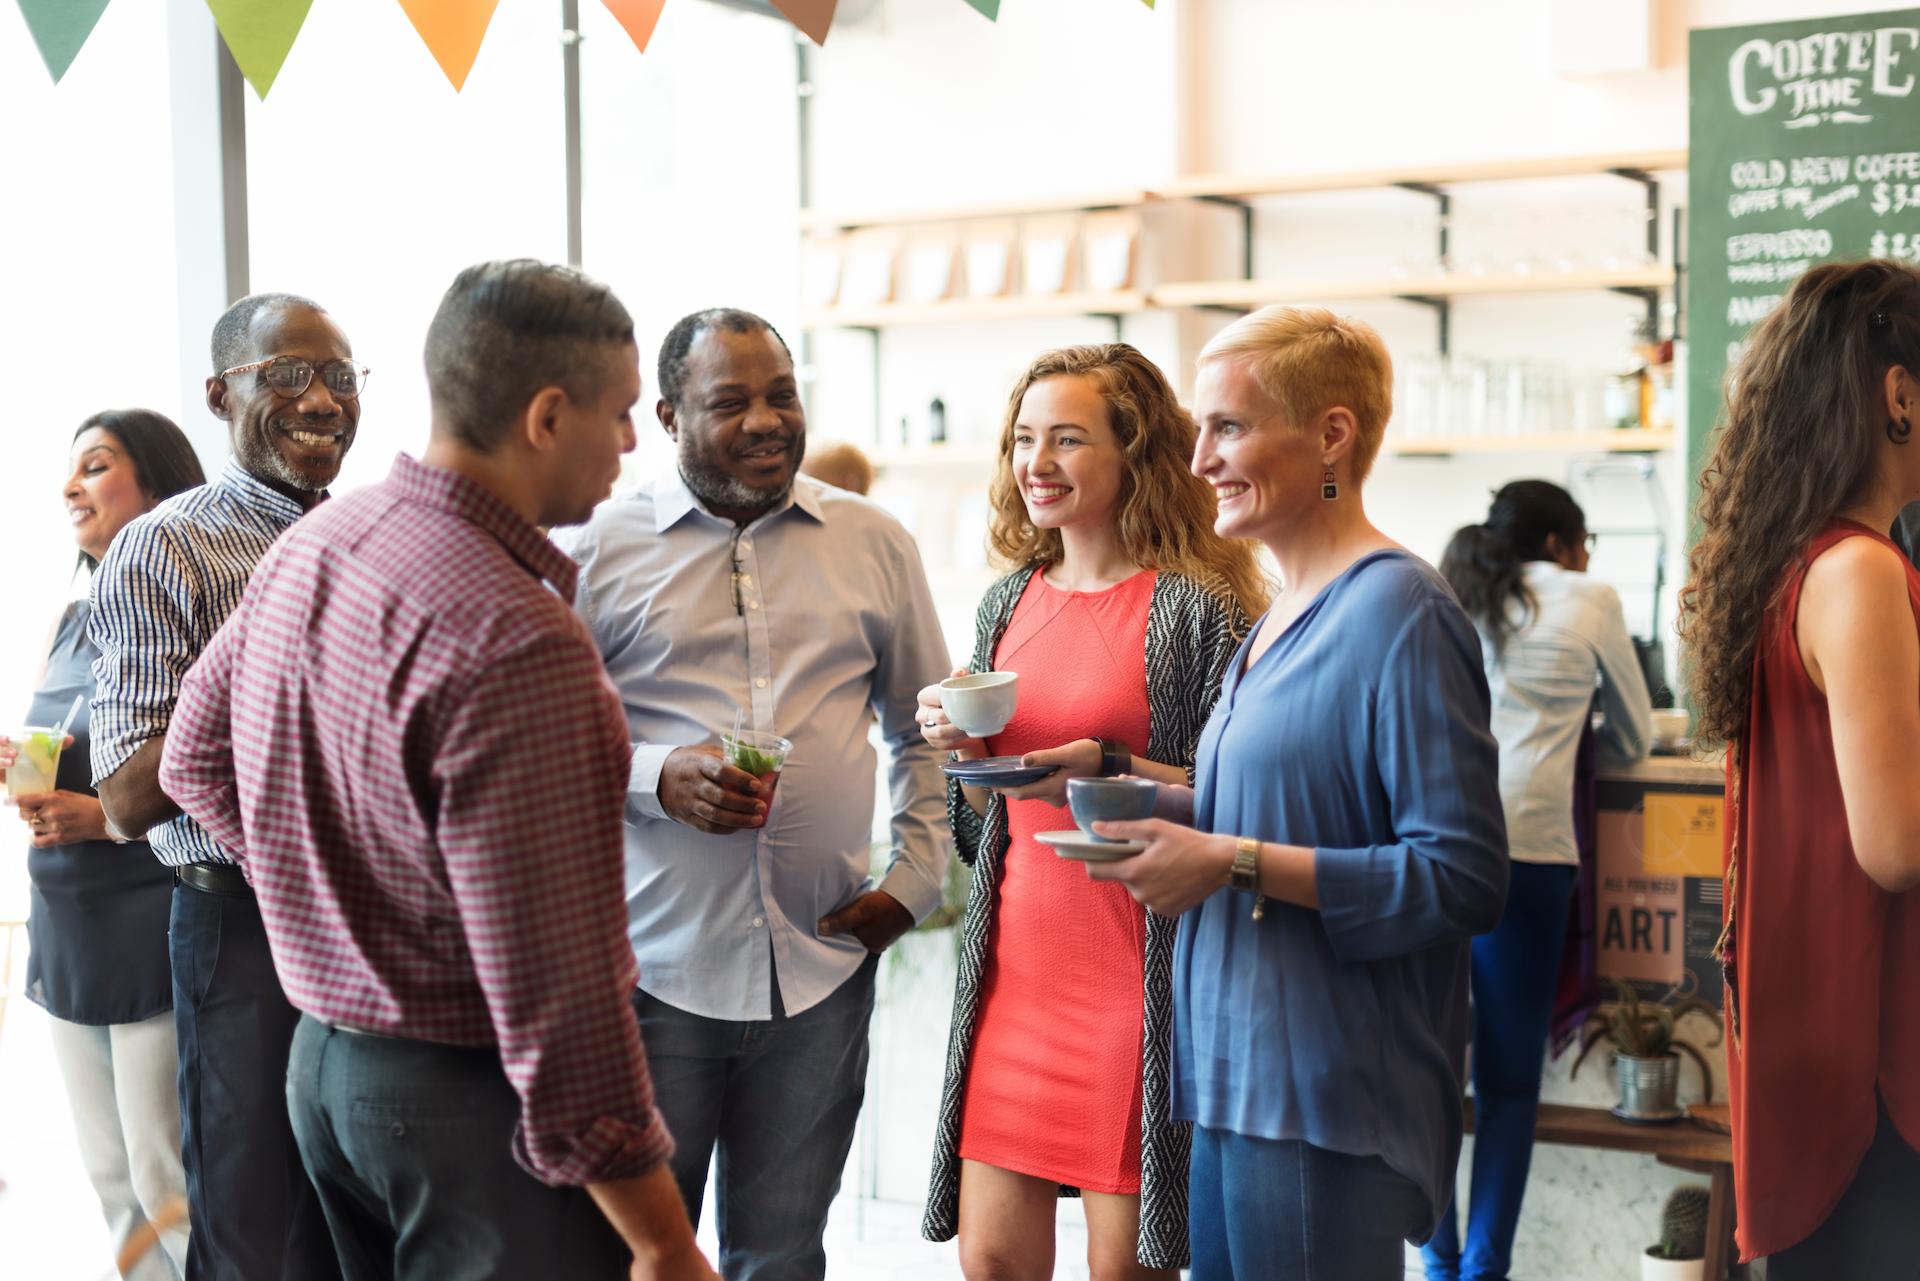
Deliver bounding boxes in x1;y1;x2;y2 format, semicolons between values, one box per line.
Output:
1198;305;1394;483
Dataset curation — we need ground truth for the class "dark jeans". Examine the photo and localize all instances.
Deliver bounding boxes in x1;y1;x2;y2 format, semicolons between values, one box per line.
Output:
1188;1124;1429;1281
170;879;337;1281
285;1016;629;1281
632;955;878;1281
1423;861;1579;1281
1767;1095;1920;1279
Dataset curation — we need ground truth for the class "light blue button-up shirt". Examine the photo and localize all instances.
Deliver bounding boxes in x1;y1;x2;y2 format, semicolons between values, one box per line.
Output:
1482;561;1651;866
565;471;951;1021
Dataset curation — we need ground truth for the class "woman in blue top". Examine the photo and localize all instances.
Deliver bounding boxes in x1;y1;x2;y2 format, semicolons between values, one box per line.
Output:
2;410;204;1279
1090;305;1509;1280
1425;480;1650;1281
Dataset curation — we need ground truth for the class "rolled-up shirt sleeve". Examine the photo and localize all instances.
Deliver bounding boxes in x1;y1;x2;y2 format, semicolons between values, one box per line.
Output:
89;519;201;783
1315;600;1509;961
433;634;673;1185
160;610;245;857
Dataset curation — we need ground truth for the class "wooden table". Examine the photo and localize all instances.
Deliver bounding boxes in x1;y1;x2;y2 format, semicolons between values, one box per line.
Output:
1465;1099;1739;1279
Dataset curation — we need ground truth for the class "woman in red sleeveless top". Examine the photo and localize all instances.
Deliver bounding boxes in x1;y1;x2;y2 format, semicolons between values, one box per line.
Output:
913;345;1267;1278
1680;259;1920;1274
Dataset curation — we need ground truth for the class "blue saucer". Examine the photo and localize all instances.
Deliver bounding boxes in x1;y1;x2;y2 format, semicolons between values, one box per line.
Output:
940;756;1059;788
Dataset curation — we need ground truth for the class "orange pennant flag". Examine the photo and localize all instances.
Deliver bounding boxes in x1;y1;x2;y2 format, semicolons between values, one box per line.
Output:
771;0;835;45
395;0;500;90
599;0;666;53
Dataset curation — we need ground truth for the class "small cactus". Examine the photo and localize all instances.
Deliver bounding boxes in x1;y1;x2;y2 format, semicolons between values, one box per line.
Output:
1650;1185;1711;1260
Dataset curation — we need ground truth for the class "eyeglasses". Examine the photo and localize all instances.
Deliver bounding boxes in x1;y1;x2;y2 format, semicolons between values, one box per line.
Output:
1584;532;1599;551
220;356;370;401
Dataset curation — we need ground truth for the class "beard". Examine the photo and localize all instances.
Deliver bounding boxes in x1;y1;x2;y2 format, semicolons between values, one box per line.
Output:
239;419;347;493
678;436;801;515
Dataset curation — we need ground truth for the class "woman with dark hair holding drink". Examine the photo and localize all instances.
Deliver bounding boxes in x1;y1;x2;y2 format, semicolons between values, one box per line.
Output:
916;343;1266;1278
1425;479;1649;1281
1;410;204;1279
1680;258;1920;1274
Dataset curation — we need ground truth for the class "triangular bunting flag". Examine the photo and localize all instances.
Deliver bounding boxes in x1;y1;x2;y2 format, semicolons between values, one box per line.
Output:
205;0;314;99
963;0;998;17
771;0;835;46
395;0;501;91
599;0;667;54
15;0;113;82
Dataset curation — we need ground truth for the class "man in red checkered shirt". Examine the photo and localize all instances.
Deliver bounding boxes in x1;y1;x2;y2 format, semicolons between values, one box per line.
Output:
162;261;718;1281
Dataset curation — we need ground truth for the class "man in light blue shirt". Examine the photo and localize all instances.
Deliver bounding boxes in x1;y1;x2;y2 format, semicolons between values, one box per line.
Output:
566;308;950;1280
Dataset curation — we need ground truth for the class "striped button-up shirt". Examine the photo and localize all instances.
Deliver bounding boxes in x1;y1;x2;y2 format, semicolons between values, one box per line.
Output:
90;457;309;867
160;453;671;1186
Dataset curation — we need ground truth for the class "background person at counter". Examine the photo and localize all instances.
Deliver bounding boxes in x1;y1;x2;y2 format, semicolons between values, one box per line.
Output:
1090;306;1508;1280
1428;479;1650;1281
1681;258;1920;1275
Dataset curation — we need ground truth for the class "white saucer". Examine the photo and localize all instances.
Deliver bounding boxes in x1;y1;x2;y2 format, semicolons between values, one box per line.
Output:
1035;829;1147;862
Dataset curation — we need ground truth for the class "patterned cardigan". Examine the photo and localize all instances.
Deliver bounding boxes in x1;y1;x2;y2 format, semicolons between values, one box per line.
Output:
920;565;1249;1270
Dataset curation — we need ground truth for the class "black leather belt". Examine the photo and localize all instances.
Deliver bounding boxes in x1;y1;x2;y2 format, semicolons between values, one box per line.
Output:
175;862;252;897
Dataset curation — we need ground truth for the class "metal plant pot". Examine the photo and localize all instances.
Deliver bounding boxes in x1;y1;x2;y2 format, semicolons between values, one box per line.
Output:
1613;1051;1682;1123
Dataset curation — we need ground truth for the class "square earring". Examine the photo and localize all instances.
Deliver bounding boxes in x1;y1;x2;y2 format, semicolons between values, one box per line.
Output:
1321;464;1338;501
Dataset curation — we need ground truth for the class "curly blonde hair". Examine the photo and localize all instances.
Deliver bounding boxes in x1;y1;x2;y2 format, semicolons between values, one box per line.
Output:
985;343;1270;621
1681;258;1920;747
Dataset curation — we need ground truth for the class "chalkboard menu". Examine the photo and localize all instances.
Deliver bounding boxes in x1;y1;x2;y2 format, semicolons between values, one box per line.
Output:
1688;9;1920;479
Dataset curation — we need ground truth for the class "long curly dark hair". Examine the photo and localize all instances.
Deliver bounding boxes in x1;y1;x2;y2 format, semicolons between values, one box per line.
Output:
1680;259;1920;746
985;343;1270;622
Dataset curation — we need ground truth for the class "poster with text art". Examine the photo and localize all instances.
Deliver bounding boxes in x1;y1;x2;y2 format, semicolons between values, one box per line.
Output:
1594;803;1721;1007
1688;10;1920;489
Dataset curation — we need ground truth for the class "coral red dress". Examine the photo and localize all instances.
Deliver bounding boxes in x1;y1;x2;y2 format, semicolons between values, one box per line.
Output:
1727;520;1920;1259
957;568;1156;1193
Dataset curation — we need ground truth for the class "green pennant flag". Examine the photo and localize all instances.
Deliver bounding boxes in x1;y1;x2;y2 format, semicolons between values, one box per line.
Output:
205;0;315;99
15;0;113;82
963;0;999;18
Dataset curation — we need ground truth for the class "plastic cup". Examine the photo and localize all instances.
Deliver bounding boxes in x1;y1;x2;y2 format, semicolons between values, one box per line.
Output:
723;730;792;788
6;726;62;800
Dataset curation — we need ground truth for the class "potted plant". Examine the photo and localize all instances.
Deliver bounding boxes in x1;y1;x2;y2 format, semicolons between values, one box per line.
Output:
1571;980;1723;1122
1642;1185;1710;1279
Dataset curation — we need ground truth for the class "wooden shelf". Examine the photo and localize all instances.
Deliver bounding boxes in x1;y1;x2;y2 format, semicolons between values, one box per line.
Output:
867;433;1675;469
870;444;999;469
1163;149;1688;202
1154;265;1673;310
1386;429;1675;457
804;291;1148;329
800;190;1152;233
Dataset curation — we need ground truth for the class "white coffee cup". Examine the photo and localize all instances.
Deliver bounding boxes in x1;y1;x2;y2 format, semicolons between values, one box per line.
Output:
939;671;1020;738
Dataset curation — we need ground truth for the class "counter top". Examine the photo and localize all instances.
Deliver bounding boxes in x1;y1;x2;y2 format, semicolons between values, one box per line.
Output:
1597;751;1726;788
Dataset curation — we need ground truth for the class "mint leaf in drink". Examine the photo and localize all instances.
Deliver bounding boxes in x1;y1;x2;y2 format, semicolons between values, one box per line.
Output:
727;741;784;775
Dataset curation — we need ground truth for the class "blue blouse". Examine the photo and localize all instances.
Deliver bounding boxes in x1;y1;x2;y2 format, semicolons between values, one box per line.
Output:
1172;550;1508;1240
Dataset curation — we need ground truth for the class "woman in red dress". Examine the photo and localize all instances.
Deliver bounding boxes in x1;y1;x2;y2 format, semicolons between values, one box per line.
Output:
1681;259;1920;1275
915;344;1266;1278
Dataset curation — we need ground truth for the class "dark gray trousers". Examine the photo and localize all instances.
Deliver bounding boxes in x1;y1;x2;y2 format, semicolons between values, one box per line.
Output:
285;1015;630;1281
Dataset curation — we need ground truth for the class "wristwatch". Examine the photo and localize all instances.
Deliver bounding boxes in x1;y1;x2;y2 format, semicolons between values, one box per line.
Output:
1231;836;1267;921
1095;737;1132;777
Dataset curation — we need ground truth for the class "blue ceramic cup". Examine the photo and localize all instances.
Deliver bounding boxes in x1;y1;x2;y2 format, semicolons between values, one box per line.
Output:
1066;777;1158;842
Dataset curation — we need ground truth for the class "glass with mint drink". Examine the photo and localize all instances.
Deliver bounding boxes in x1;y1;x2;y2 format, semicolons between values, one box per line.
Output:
722;731;792;811
6;726;62;800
